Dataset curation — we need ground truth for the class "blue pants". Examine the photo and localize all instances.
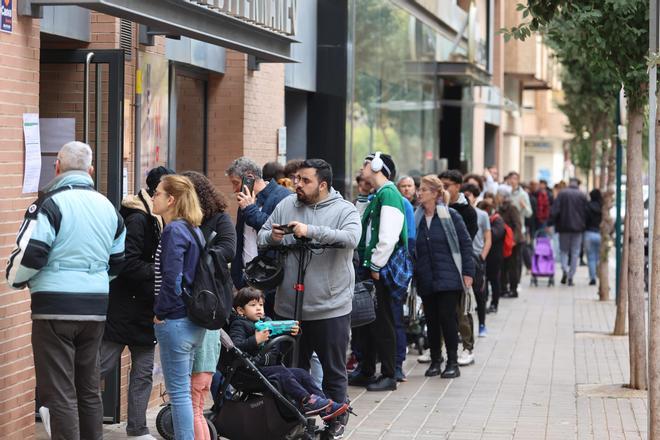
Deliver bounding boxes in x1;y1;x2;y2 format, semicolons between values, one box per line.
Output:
260;365;324;403
584;230;601;281
559;232;583;279
155;317;205;440
390;293;407;368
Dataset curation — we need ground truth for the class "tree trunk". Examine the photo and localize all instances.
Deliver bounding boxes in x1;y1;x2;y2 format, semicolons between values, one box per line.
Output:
625;107;647;390
599;139;608;190
590;136;598;190
598;139;614;300
614;211;629;334
648;95;660;437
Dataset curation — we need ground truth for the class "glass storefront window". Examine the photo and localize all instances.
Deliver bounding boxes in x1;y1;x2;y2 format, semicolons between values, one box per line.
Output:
346;0;441;196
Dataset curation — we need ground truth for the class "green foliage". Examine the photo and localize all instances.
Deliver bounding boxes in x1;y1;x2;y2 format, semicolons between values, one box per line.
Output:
569;137;593;176
503;0;649;111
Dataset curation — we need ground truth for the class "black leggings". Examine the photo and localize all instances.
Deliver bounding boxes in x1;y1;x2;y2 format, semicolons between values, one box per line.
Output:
486;255;502;307
421;291;461;363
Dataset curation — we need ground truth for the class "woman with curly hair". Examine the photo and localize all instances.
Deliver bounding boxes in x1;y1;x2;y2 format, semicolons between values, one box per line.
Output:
181;171;236;440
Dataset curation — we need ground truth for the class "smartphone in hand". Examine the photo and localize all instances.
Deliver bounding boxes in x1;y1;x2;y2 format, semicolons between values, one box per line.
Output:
274;224;295;235
241;175;255;193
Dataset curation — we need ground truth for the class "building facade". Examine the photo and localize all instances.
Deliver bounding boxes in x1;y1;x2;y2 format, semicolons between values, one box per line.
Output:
0;1;299;437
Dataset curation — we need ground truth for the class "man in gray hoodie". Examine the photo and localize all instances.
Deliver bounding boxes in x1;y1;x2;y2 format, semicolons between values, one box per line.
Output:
258;159;361;434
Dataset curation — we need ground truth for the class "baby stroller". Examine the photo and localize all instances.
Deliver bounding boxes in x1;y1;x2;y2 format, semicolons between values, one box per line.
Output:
211;329;325;440
531;230;555;286
156;330;322;440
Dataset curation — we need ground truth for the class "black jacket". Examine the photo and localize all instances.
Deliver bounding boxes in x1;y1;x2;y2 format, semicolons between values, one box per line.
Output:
449;198;478;240
487;213;506;263
551;185;588;233
414;208;475;295
232;179;291;288
228;315;280;366
105;191;161;346
585;201;602;232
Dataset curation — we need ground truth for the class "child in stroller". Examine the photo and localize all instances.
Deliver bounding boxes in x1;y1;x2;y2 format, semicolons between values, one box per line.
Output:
229;287;349;422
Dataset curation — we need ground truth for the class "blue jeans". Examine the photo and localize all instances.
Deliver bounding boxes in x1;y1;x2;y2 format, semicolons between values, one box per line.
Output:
584;230;601;281
559;232;583;279
155;317;205;440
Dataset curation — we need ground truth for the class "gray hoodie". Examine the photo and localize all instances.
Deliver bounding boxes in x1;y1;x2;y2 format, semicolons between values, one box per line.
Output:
257;189;362;321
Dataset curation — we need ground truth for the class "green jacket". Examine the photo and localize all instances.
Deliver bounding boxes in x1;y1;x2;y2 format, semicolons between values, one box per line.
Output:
358;181;407;271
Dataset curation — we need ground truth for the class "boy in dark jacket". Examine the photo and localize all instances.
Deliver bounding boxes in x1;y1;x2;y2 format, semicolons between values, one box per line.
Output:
229;287;349;422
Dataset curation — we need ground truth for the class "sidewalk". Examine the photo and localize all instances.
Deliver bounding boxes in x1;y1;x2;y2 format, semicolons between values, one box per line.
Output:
35;266;647;439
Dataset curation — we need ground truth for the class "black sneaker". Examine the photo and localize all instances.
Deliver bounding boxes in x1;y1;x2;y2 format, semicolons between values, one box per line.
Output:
347;372;376;387
487;304;498;314
441;362;460;378
568;278;574;286
366;376;397;392
589;279;596;286
561;272;567;284
424;362;442;377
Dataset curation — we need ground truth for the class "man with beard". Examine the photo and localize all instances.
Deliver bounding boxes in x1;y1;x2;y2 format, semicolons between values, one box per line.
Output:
258;159;361;437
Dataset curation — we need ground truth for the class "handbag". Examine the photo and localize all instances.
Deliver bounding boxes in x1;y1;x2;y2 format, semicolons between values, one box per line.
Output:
351;279;377;328
379;245;413;300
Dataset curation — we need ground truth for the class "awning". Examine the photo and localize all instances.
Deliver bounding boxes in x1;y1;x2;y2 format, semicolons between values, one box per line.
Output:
20;0;299;63
406;60;492;86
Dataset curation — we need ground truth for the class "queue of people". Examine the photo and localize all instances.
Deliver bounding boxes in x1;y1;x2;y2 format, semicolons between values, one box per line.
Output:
4;140;602;440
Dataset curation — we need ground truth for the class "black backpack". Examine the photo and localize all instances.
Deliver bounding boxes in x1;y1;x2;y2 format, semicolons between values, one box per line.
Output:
183;224;232;330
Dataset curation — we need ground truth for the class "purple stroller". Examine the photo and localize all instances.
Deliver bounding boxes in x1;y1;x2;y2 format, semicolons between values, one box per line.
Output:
531;231;555;286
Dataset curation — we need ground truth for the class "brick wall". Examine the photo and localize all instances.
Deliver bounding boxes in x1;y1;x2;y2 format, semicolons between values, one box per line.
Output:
0;12;41;440
206;50;285;218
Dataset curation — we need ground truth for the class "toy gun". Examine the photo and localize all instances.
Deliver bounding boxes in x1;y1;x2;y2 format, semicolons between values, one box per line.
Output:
254;320;298;337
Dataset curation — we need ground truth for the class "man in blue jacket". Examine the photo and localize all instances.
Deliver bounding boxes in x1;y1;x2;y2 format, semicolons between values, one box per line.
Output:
6;141;126;440
226;157;291;314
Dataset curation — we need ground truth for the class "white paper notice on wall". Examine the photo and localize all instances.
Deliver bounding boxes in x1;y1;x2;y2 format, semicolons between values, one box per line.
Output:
22;114;42;193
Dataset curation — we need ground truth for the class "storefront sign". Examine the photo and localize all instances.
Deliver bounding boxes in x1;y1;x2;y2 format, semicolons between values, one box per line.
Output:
1;0;13;33
201;0;298;36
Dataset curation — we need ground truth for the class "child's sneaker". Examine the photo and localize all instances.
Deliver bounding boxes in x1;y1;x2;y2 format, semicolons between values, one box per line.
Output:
321;401;350;422
302;394;332;416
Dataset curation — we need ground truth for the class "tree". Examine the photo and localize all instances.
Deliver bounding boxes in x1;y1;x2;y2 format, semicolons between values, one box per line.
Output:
505;0;649;390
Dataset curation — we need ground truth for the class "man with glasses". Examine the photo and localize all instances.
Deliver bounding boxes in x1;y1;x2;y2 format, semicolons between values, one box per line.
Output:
439;169;478;367
258;159;361;437
225;157;291;295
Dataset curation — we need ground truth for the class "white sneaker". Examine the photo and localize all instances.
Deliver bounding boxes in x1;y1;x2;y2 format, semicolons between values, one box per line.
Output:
39;406;51;439
128;435;157;440
457;349;475;366
417;352;432;364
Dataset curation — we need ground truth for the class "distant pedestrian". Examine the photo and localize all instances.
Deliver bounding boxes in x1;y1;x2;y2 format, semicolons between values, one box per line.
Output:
584;189;603;286
497;187;523;297
439;170;477;366
478;200;506;314
551;178;588;286
413;175;474;378
101;165;174;440
6;141;126;440
397;175;418;207
462;184;491;337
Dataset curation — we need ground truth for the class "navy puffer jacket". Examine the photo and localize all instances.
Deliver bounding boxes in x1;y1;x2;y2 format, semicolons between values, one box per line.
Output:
414;208;475;295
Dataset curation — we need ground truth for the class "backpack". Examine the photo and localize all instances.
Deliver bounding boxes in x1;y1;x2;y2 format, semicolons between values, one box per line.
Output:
490;213;515;258
183;224;232;330
536;190;550;223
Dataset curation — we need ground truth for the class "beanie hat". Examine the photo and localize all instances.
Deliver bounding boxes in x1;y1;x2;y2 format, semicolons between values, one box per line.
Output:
365;152;396;180
146;166;175;196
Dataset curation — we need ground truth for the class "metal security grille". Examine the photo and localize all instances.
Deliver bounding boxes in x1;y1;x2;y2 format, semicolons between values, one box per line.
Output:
120;19;133;61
